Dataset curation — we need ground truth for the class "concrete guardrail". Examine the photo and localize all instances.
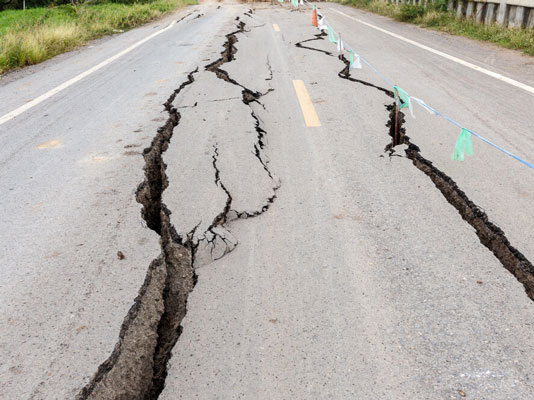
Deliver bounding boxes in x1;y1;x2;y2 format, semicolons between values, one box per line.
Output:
390;0;534;28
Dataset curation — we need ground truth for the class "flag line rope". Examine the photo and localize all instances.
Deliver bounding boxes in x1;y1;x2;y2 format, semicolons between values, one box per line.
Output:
297;0;534;169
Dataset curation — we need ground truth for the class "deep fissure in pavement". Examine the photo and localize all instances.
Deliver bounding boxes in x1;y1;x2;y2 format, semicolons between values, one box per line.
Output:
137;69;198;235
295;33;335;56
136;68;200;400
77;69;198;400
78;14;281;399
296;34;534;301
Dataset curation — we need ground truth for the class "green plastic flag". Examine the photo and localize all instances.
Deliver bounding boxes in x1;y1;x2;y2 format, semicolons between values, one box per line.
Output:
291;0;297;7
328;26;337;43
393;86;410;111
278;0;283;2
451;128;474;161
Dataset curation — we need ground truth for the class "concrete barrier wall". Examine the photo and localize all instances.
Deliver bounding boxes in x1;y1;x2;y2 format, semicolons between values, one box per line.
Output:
390;0;534;28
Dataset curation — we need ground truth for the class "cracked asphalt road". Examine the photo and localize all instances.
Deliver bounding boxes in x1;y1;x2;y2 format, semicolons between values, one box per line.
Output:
1;2;533;399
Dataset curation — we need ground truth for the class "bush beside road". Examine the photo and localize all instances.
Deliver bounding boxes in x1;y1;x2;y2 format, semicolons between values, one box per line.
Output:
0;0;196;74
334;0;534;55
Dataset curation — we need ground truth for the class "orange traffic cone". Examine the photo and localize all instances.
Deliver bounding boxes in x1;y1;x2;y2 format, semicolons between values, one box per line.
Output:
312;7;318;27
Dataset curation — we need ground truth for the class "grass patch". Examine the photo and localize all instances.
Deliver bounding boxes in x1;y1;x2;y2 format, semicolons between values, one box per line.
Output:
0;0;196;73
334;0;534;56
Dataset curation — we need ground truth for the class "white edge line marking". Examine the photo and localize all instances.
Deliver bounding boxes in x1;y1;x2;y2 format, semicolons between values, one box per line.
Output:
0;19;179;126
331;8;534;95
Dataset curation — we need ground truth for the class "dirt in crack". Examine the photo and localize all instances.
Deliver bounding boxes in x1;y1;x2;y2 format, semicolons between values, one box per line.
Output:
296;35;534;301
76;68;198;400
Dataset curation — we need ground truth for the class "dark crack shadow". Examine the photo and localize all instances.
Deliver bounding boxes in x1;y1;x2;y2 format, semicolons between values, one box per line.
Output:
295;32;335;57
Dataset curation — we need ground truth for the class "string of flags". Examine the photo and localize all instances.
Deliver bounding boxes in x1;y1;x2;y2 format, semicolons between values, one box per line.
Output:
285;0;534;169
288;0;304;7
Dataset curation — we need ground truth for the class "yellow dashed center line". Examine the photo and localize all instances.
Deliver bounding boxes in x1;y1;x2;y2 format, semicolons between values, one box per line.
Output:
273;23;280;32
292;80;321;127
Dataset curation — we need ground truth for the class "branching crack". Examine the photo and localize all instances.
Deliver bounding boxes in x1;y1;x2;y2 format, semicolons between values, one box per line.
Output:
197;16;281;252
209;145;234;230
77;16;283;400
296;34;534;301
194;145;239;261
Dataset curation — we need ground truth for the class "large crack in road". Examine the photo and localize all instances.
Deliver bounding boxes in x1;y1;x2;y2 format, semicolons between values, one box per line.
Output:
78;12;279;400
77;68;198;400
296;33;534;301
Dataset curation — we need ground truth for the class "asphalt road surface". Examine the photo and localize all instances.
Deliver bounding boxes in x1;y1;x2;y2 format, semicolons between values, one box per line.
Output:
1;2;534;399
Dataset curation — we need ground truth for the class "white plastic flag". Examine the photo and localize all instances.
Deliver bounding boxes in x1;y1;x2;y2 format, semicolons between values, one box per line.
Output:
318;17;328;32
337;34;344;55
349;50;362;70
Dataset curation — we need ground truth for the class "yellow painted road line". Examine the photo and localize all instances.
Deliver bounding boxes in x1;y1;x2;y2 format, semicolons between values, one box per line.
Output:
273;23;280;32
292;80;321;127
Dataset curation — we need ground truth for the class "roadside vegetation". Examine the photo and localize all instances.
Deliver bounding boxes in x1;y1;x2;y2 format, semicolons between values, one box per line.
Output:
0;0;196;74
335;0;534;56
